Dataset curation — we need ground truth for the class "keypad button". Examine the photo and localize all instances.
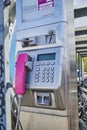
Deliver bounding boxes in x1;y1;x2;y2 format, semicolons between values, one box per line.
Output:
51;62;55;65
35;79;39;82
36;63;40;66
46;79;49;82
51;67;54;71
42;75;45;78
41;62;45;66
42;79;45;82
46;62;50;65
36;71;40;75
51;71;54;74
35;75;39;78
42;71;45;75
42;68;46;71
50;78;54;82
36;67;40;71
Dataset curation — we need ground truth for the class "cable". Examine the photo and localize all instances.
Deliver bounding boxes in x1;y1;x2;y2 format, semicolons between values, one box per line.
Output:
11;94;23;130
49;35;52;44
11;94;17;106
11;108;23;130
15;95;22;130
48;31;54;44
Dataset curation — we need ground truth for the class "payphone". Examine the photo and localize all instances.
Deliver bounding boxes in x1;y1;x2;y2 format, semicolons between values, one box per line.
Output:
12;0;79;130
15;46;65;110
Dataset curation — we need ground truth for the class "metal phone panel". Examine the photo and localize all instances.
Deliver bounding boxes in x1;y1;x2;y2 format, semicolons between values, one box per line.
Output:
18;46;63;90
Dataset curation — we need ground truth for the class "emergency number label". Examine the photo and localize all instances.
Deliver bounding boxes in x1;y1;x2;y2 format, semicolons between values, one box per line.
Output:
38;0;54;10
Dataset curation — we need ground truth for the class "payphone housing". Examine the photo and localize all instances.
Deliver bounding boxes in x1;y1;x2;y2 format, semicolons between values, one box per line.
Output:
17;46;66;110
15;0;79;130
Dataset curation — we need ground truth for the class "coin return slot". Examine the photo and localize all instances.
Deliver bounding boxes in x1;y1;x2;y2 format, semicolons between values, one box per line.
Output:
37;93;51;106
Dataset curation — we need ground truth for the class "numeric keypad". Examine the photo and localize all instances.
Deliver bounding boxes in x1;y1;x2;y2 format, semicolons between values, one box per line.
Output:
35;61;55;83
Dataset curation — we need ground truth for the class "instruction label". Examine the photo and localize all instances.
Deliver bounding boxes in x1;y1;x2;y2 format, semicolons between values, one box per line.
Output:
22;0;54;22
38;0;54;10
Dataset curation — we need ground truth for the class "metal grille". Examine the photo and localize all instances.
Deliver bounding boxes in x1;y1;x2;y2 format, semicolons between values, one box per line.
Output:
0;0;6;129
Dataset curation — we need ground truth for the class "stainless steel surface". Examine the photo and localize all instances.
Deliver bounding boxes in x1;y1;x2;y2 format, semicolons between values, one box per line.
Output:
6;88;17;130
14;0;79;130
20;111;70;130
67;0;79;129
16;22;66;50
4;0;16;83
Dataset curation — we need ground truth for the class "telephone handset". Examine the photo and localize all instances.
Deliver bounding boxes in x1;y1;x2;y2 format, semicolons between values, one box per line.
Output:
15;53;30;95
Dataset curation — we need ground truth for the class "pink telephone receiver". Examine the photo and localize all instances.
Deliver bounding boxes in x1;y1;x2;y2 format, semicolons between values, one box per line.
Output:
15;53;29;95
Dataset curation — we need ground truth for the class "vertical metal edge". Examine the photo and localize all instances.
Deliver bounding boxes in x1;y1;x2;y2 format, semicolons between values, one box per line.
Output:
66;0;79;130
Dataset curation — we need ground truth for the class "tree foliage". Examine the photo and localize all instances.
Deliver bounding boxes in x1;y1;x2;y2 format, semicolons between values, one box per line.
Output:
76;53;87;73
83;57;87;72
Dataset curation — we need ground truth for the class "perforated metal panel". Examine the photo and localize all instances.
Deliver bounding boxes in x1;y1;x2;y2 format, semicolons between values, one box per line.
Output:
0;1;6;129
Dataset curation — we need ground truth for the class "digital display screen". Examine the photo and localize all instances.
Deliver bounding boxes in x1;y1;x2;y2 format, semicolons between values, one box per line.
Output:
37;53;55;61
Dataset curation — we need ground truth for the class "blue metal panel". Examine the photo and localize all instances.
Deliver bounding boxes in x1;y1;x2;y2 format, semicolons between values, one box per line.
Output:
10;23;16;82
16;0;67;31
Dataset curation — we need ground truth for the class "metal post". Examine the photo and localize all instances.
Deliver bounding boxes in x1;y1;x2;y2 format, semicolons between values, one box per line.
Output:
80;55;82;81
0;0;6;129
78;53;80;81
